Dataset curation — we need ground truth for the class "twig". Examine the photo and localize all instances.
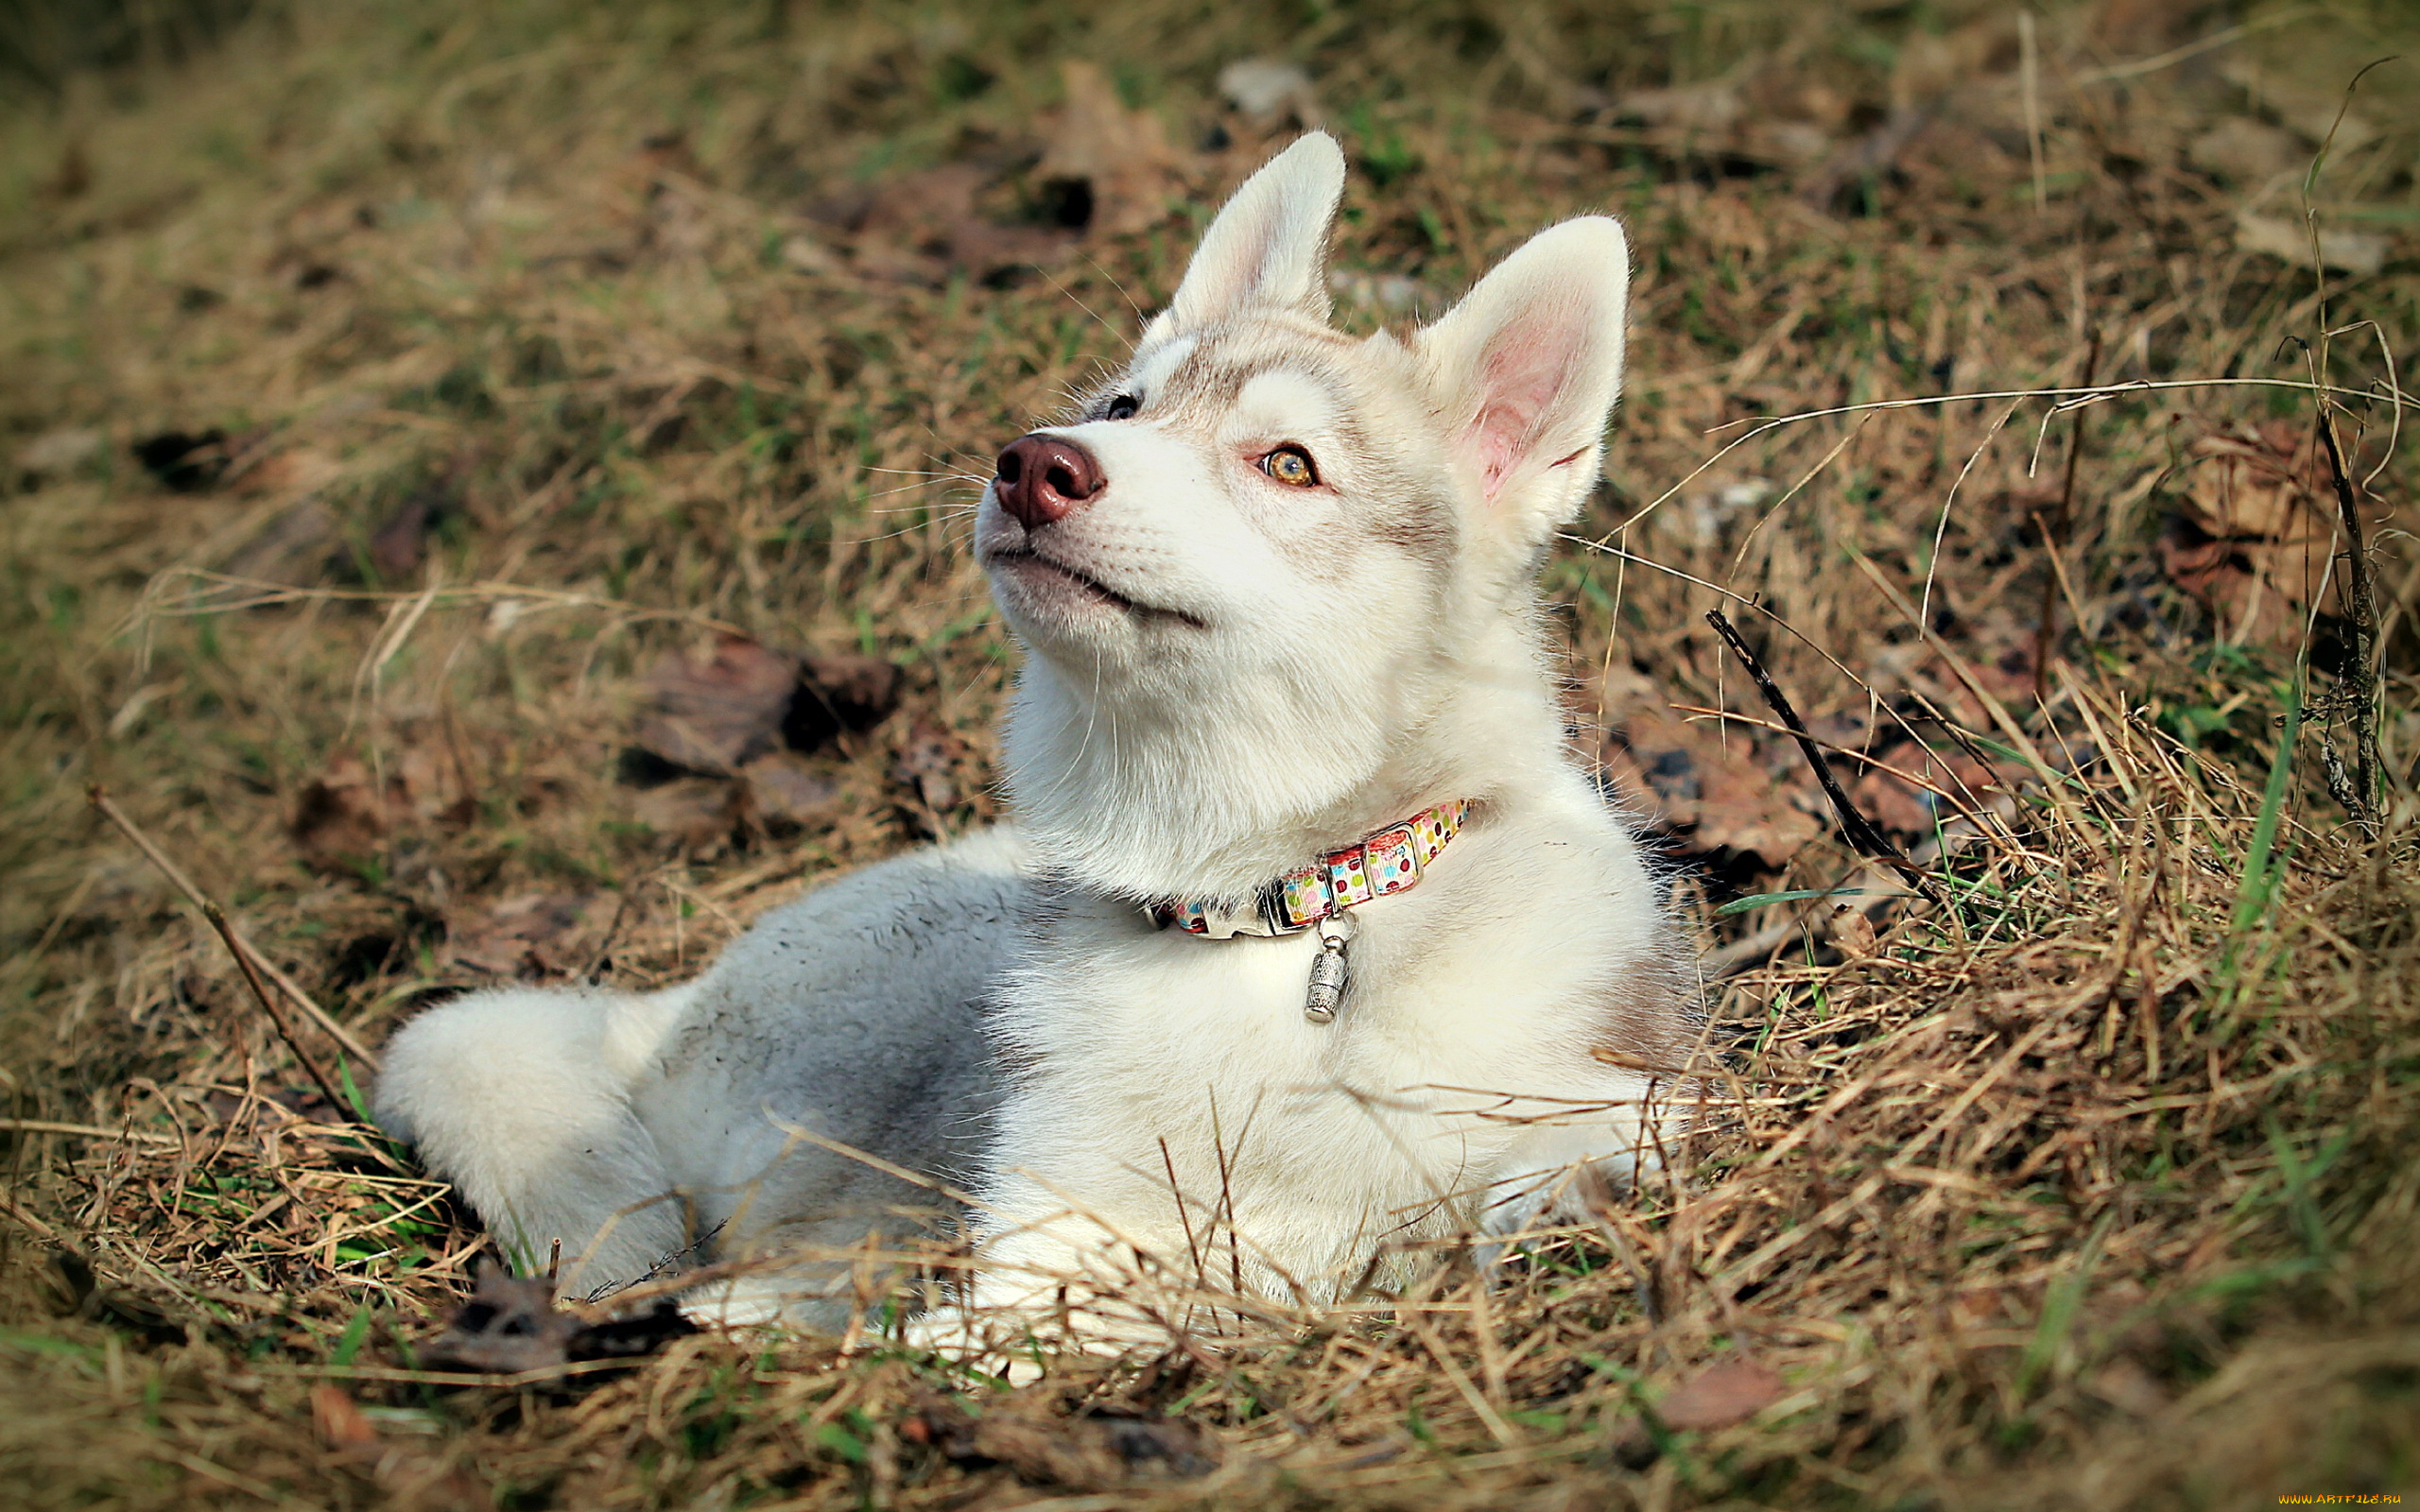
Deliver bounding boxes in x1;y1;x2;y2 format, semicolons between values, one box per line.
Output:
0;1118;182;1148
0;1193;65;1242
202;901;348;1113
1704;610;1945;907
2020;9;2046;214
2315;414;2382;825
86;786;379;1069
1160;1135;1209;1318
2035;329;2101;702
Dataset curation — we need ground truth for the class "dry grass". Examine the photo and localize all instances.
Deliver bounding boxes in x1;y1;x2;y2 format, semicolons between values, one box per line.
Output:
4;1;2419;1506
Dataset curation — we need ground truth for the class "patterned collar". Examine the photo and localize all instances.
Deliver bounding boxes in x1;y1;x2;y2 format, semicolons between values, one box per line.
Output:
1147;800;1473;940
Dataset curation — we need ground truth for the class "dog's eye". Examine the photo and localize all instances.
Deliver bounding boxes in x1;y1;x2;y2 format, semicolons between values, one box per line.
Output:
1259;445;1320;488
1104;394;1139;421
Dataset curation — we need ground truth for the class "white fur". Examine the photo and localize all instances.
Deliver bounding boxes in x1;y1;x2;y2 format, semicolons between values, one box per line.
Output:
373;132;1695;1348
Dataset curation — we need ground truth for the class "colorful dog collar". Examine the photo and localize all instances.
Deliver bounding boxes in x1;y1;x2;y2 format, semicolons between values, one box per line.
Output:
1147;799;1472;940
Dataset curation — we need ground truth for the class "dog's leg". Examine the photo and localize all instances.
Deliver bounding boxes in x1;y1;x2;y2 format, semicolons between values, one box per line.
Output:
374;982;697;1296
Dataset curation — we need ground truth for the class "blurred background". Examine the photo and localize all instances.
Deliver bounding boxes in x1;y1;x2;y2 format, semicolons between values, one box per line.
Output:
3;1;2417;1505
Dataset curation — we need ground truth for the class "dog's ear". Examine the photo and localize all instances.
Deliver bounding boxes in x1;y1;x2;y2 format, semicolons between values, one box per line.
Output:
1148;132;1345;340
1416;216;1629;531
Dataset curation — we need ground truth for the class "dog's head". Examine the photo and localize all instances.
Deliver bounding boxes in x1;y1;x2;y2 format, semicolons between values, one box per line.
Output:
977;132;1630;899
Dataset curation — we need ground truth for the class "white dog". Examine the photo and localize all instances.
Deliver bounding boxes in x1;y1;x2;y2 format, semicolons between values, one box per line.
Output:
374;132;1698;1345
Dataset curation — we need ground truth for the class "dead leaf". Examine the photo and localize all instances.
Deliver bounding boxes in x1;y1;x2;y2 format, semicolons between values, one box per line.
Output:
634;637;800;774
421;1263;696;1377
368;485;457;580
1039;61;1180;238
2234;211;2387;276
835;163;1070;284
447;893;613;979
1851;741;2017;837
910;1394;1220;1487
291;756;391;867
311;1385;382;1459
312;1383;494;1509
289;744;473;870
631;778;743;853
1831;903;1879;959
1604;705;1822;868
1948;1286;2013;1332
1656;1356;1785;1431
2189;118;2305;185
2156;421;2365;646
786;651;902;749
893;719;971;815
738;752;841;830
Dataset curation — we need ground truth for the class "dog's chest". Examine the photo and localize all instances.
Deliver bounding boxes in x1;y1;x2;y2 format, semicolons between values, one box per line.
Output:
993;900;1564;1219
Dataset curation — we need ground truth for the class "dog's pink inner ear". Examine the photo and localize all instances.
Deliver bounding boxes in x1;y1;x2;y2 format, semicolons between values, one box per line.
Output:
1467;311;1589;500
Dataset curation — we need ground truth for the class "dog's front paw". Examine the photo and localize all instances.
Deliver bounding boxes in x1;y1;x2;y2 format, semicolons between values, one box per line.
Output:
898;1309;1050;1385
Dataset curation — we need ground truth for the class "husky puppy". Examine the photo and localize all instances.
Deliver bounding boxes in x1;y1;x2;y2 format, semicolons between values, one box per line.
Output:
374;132;1696;1338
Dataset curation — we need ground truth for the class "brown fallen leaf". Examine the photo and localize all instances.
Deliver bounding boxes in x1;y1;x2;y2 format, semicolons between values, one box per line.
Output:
446;893;613;980
738;752;842;831
835;163;1070;285
2155;421;2355;647
289;744;475;871
1830;902;1879;959
368;484;457;580
909;1393;1220;1487
311;1384;383;1461
893;718;973;816
786;651;902;749
634;640;897;776
313;1384;496;1509
1038;60;1181;238
634;637;800;774
1603;704;1822;868
631;778;743;854
421;1263;696;1377
290;755;392;868
1850;741;2015;837
1656;1356;1785;1431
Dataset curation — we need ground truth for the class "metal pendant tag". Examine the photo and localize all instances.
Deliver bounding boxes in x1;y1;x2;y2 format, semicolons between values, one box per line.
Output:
1305;916;1352;1023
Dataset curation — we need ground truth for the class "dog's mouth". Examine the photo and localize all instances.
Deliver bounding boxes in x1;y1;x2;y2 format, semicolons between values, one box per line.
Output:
983;547;1206;630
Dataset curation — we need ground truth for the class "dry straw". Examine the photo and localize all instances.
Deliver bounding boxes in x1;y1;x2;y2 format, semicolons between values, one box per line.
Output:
2;1;2416;1507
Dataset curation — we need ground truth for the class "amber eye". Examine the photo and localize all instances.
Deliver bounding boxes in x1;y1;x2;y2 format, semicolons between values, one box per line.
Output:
1104;394;1139;421
1260;445;1319;488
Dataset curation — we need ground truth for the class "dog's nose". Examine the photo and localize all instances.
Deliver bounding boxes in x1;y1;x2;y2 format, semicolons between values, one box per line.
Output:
994;434;1103;530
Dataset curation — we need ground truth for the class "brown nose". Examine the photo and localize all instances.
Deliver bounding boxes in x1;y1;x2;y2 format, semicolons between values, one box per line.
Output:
994;433;1103;531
